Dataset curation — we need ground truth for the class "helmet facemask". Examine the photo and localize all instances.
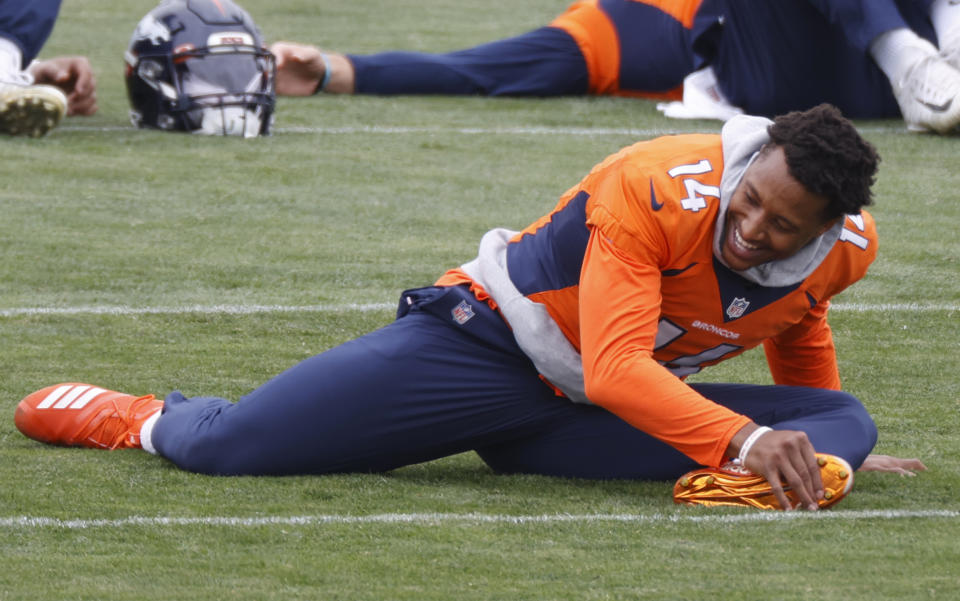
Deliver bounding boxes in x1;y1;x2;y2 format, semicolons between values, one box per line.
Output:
172;43;275;137
125;0;276;137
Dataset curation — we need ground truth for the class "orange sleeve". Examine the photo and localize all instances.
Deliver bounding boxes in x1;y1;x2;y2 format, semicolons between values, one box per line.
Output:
579;232;750;467
762;300;841;390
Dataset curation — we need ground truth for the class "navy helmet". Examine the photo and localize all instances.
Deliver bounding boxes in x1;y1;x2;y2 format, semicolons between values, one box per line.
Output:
124;0;276;137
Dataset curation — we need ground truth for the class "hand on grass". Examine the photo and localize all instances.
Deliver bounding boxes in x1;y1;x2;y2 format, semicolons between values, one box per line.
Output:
271;41;326;96
857;454;927;476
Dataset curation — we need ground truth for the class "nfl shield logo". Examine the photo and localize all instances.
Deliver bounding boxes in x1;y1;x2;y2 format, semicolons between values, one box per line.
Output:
451;300;475;325
726;297;750;319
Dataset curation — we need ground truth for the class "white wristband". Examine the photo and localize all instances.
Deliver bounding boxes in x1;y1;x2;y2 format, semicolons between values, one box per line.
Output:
738;426;773;466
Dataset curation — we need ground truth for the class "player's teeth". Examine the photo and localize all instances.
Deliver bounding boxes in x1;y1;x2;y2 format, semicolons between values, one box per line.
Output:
734;228;758;250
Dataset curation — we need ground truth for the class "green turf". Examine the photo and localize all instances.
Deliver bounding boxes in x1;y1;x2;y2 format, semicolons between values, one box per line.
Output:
1;0;958;599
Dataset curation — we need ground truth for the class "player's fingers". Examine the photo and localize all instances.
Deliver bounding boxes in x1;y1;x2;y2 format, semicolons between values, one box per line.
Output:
743;429;821;510
71;65;96;97
857;455;928;475
269;42;294;66
781;454;819;511
774;431;821;509
897;458;927;472
270;42;316;66
67;94;97;116
801;445;824;501
763;468;795;511
45;68;68;86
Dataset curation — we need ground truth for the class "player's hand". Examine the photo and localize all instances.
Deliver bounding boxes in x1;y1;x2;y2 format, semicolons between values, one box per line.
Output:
29;56;98;116
858;453;927;476
740;428;823;511
270;41;326;96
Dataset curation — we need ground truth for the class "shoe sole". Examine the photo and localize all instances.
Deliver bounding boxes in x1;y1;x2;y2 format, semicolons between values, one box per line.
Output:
0;87;67;137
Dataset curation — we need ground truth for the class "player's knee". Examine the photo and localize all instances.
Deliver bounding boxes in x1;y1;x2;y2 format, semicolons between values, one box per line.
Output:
839;390;877;437
831;389;878;467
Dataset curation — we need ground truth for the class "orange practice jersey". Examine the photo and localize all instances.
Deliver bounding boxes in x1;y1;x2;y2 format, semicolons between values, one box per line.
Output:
438;134;877;467
550;0;702;99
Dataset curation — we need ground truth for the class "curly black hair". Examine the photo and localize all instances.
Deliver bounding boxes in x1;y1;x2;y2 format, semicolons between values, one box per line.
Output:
766;104;880;220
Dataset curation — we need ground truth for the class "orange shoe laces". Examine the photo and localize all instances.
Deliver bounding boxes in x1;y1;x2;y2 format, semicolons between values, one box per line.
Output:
76;395;159;450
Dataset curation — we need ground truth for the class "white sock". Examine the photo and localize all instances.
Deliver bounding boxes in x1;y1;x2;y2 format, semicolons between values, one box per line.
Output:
139;409;162;455
931;0;960;52
869;27;939;84
0;37;31;84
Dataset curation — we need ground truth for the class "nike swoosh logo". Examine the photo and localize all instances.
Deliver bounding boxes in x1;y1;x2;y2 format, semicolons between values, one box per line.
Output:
650;179;663;211
918;97;954;113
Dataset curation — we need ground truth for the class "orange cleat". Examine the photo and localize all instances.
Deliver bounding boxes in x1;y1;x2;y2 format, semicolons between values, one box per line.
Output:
673;453;854;510
15;383;163;450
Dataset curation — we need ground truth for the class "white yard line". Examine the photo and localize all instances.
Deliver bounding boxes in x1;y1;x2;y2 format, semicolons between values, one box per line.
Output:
59;124;909;136
0;303;394;317
829;303;958;312
1;302;955;318
1;509;957;529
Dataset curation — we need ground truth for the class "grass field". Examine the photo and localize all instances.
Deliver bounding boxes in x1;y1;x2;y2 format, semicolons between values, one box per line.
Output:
1;0;958;599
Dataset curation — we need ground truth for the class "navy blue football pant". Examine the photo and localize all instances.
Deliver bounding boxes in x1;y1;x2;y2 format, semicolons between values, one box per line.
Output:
0;0;62;66
152;285;878;478
349;26;589;96
347;0;693;97
701;0;937;118
348;0;935;118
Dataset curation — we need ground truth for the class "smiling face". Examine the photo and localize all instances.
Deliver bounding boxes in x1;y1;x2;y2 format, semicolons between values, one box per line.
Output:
721;145;840;272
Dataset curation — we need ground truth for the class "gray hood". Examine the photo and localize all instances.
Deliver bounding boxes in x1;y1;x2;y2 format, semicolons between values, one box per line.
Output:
713;115;844;287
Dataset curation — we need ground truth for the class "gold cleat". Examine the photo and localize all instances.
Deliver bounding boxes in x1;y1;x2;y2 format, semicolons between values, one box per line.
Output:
673;453;854;510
